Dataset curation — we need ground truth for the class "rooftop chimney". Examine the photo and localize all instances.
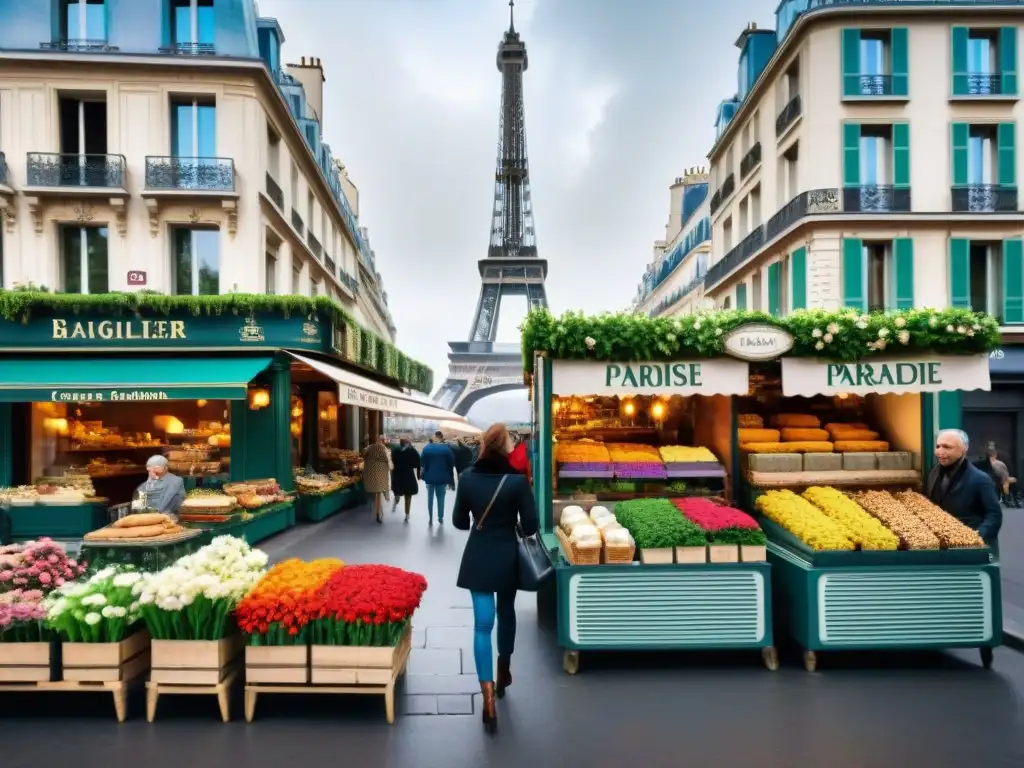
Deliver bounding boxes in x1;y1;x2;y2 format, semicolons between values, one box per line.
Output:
285;55;326;122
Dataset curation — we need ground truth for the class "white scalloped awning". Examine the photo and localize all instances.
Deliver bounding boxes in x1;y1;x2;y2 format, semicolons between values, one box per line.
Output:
781;355;991;397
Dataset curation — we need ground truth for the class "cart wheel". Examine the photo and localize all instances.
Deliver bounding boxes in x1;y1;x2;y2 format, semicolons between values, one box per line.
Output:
802;650;818;672
762;646;779;671
980;647;994;669
562;650;580;675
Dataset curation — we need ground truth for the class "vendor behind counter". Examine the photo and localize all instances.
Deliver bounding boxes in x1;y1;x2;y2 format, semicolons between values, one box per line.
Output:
136;455;186;517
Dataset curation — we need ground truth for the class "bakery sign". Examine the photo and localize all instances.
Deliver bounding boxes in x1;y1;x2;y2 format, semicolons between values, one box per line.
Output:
781;355;992;397
339;385;401;411
723;323;794;361
551;358;750;396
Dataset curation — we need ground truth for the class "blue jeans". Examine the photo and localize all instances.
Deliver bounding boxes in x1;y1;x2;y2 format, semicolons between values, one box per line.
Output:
470;591;517;682
426;484;446;521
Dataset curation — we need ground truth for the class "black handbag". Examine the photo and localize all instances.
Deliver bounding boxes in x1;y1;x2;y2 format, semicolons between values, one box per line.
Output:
475;475;554;593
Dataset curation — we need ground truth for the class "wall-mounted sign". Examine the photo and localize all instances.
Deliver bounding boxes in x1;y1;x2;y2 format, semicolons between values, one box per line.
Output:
723;323;794;361
781;355;991;397
551;358;750;396
127;271;147;286
340;385;401;411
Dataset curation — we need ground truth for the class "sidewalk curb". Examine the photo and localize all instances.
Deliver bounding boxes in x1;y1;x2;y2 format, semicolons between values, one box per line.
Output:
1004;620;1024;653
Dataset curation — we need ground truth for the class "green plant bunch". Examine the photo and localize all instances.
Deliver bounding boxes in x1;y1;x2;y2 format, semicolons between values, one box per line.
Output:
520;307;1001;374
0;289;433;393
614;499;706;548
709;527;767;546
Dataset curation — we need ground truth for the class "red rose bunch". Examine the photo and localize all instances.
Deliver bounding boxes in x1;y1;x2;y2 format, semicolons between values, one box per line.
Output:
673;498;760;531
312;565;428;647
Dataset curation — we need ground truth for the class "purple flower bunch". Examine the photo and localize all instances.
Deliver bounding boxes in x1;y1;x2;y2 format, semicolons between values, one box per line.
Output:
0;538;86;594
0;589;49;641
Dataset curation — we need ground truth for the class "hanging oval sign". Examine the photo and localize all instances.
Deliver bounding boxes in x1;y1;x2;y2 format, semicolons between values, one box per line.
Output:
723;323;794;361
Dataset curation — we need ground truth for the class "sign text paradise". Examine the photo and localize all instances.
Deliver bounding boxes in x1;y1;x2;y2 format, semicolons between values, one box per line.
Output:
826;361;942;388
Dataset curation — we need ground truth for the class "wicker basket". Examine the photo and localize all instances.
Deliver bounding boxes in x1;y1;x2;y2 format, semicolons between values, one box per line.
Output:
555;527;602;566
603;540;636;564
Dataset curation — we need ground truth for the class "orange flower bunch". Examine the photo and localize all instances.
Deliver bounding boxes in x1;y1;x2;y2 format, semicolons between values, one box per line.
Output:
236;558;343;645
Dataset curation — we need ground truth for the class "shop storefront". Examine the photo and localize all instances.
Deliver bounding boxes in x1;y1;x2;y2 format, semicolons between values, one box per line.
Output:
962;346;1024;481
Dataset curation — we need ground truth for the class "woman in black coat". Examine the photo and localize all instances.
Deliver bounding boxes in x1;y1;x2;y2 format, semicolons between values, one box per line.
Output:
453;422;538;734
390;438;421;522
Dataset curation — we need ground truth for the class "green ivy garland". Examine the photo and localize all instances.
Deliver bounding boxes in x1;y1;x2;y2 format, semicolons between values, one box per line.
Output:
0;290;434;393
520;308;1001;373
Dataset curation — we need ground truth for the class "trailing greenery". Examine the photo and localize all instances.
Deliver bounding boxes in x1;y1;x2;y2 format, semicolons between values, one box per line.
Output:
0;290;433;393
520;307;1001;373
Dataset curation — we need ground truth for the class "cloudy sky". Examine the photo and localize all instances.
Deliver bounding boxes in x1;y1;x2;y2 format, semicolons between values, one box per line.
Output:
259;0;769;421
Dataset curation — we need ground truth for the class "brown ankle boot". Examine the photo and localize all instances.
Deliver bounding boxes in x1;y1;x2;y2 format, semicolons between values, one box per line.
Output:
480;681;497;733
496;656;512;698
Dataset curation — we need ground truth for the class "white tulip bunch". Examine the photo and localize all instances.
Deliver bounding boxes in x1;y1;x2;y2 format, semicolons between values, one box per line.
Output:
44;567;144;643
134;536;268;641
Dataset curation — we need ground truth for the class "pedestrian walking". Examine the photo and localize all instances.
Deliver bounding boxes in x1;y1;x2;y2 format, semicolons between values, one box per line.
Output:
929;429;1003;549
362;434;392;524
420;430;455;525
451;437;473;476
390;437;421;523
453;422;538;734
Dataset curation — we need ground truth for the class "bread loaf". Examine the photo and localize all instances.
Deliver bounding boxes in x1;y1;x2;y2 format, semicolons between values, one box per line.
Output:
113;513;171;529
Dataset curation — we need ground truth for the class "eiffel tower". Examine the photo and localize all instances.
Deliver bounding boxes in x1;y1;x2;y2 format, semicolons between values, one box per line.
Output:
433;0;548;417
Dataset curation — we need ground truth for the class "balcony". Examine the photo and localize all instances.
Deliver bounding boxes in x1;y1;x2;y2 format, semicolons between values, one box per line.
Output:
740;142;762;178
145;157;234;192
40;39;118;52
962;74;1005;96
26;153;125;189
265;173;284;209
951;185;1018;213
159;42;216;56
308;232;323;259
776;95;802;137
849;74;894;97
711;174;736;215
710;188;723;215
766;188;840;241
704;226;765;290
325;255;337;275
841;185;911;213
291;209;305;236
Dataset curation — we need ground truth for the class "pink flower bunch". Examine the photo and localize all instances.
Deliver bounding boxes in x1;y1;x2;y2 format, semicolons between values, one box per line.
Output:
0;589;47;634
0;538;86;594
672;498;760;532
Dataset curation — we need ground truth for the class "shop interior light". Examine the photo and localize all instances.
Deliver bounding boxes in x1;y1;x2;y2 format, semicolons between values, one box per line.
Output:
651;401;666;420
196;399;208;408
43;417;69;435
152;416;184;435
836;392;850;400
249;388;271;410
623;400;636;417
552;399;561;414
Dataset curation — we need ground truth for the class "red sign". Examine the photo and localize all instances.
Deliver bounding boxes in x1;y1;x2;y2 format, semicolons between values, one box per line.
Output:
127;271;147;286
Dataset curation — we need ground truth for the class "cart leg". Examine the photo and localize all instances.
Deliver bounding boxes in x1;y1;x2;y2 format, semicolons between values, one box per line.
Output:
762;646;779;671
112;686;128;723
385;682;396;724
980;647;994;669
562;650;580;675
218;688;231;723
244;689;257;723
146;686;159;723
803;650;818;672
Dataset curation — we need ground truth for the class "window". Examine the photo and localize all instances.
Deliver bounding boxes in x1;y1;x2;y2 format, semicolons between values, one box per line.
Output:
969;242;1000;316
265;251;277;295
172;227;220;296
784;59;800;103
952;121;1017;211
267;127;281;179
722;296;732;310
292;259;302;295
171;98;215;159
953;27;1017;96
722;216;733;252
60;0;107;42
307;191;315;231
751;270;763;311
781;142;799;203
842;28;908;97
843;237;914;310
738;197;749;238
968;125;996;184
290;161;299;208
750;184;762;227
950;238;1023;320
59;226;108;294
865;242;891;311
859;125;893;185
171;0;214;47
59;95;107;156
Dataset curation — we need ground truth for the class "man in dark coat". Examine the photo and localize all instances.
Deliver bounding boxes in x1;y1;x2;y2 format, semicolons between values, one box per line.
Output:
450;438;473;477
390;438;421;522
927;429;1003;547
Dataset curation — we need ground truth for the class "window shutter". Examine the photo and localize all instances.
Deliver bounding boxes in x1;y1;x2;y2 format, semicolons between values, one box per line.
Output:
735;282;747;311
998;122;1016;187
842;28;862;97
892;122;910;188
767;262;782;316
1001;26;1018;96
843;122;861;187
842;238;865;310
891;27;909;96
948;238;971;308
951;27;969;95
950;122;969;187
893;238;914;310
1003;237;1024;323
790;247;807;310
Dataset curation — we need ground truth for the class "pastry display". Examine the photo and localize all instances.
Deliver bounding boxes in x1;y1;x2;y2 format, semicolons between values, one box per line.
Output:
84;512;184;541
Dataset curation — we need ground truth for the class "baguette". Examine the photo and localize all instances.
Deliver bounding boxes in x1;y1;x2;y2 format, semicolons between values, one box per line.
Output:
113;513;172;528
85;523;181;540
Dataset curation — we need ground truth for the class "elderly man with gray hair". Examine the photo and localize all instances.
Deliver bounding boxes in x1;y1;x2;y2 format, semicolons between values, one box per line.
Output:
928;429;1003;547
135;455;186;518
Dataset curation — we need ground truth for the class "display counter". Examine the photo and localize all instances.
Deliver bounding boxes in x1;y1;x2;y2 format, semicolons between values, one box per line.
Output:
185;501;296;545
2;499;109;542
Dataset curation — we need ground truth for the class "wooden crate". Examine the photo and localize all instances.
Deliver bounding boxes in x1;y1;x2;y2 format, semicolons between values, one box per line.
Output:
0;642;55;683
640;548;674;564
741;544;768;562
675;546;708;564
62;629;150;683
709;545;740;563
244;644;308;684
150;635;244;685
310;625;411;685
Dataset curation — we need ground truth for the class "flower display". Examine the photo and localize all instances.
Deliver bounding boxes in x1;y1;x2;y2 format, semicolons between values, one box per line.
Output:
235;558;344;645
134;536;269;641
0;538;86;593
615;498;706;548
659;446;718;463
674;498;767;546
45;566;144;643
755;490;855;551
801;487;900;551
0;589;49;642
555;440;611;463
311;565;428;647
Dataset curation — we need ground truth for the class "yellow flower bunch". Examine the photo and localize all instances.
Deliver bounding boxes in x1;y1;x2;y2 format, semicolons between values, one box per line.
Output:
607;443;662;463
659;446;718;463
755;490;855;551
801;487;900;551
555;440;611;463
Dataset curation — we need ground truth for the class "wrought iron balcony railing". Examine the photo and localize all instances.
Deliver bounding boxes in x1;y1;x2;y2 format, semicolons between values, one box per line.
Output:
704;226;765;290
852;74;893;97
159;42;216;56
325;255;337;275
265;172;284;209
766;188;840;241
26;152;125;188
0;152;7;186
291;209;305;236
776;94;802;136
145;157;234;191
40;39;118;52
951;184;1018;212
740;142;762;178
711;175;736;216
842;185;911;213
710;188;723;215
308;232;323;259
966;73;1003;95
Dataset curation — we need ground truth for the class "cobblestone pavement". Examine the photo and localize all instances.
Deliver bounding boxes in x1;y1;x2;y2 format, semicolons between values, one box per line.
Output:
1;493;1023;768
